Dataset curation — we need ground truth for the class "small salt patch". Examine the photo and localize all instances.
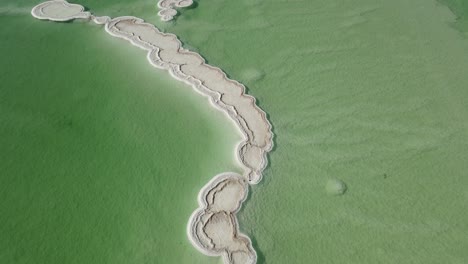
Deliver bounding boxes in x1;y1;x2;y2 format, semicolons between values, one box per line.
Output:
325;178;347;195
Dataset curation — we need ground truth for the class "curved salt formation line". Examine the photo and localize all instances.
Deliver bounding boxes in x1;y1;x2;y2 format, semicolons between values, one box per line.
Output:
157;0;193;21
31;1;273;263
104;17;273;185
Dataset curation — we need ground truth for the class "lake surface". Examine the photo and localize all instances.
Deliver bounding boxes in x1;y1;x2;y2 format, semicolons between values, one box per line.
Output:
1;0;468;263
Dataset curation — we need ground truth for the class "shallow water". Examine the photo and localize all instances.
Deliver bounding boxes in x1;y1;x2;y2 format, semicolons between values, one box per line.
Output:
0;3;241;263
439;0;468;35
167;0;468;263
2;0;468;263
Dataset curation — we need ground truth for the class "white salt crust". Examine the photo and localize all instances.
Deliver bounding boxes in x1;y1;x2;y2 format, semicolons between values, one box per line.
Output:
31;2;274;263
157;0;193;22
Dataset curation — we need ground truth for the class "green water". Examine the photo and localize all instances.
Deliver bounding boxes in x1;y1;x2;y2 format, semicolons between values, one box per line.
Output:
439;0;468;35
0;3;241;263
2;0;468;263
167;0;468;263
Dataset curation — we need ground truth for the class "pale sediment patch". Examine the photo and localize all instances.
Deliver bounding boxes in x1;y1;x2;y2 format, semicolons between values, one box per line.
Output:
240;68;266;82
325;178;347;196
30;1;273;263
157;0;193;22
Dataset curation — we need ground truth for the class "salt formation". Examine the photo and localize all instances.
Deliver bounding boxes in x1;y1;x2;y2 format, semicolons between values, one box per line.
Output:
31;0;90;21
157;0;193;21
31;1;274;263
188;173;256;264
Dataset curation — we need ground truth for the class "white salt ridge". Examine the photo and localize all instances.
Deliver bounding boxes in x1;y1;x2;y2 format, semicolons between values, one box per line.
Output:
30;2;274;263
157;0;193;22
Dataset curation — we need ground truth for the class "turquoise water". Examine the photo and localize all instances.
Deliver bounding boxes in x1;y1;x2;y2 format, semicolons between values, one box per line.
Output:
2;0;468;263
